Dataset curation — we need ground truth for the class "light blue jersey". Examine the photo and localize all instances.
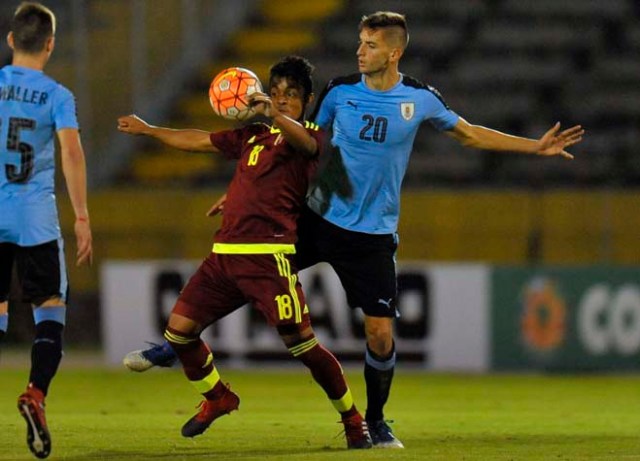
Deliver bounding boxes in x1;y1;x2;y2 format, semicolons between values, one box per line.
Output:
309;73;459;234
0;65;79;246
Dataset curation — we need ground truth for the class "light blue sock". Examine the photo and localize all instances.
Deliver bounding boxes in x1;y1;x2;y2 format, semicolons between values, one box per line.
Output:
0;313;8;343
33;306;66;326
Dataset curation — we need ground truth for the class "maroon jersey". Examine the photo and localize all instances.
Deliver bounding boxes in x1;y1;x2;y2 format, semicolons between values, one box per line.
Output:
210;121;323;249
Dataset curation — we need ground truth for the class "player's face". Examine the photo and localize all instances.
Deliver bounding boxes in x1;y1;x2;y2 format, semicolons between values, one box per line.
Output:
269;77;306;121
357;27;394;75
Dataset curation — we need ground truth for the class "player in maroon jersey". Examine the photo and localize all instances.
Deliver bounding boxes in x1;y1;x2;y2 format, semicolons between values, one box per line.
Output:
116;56;372;449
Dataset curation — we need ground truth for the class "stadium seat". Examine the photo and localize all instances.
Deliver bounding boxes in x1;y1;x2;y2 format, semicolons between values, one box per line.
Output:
590;55;640;84
450;54;571;88
404;25;463;57
501;0;632;20
351;0;487;21
564;84;640;121
627;24;640;51
447;89;537;125
473;21;601;53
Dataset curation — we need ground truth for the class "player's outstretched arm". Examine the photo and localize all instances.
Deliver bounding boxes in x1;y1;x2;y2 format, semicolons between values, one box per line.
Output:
249;93;318;157
447;118;584;160
58;128;93;267
534;122;584;159
117;114;219;153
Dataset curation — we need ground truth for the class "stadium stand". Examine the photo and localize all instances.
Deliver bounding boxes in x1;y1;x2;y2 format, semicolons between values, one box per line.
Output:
303;0;640;187
2;0;638;187
127;0;342;185
119;0;640;188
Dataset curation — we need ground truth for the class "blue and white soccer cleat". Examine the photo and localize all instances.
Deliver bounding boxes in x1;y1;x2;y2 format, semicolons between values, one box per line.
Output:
367;420;404;448
123;341;177;372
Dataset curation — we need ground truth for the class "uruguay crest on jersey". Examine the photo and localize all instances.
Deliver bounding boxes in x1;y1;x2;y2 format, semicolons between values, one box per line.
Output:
400;102;415;120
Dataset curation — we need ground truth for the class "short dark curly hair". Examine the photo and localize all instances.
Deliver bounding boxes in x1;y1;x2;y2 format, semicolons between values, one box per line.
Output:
269;55;315;100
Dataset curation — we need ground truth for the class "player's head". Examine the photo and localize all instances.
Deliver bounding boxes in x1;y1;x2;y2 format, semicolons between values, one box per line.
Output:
268;55;315;122
8;2;56;55
357;11;408;76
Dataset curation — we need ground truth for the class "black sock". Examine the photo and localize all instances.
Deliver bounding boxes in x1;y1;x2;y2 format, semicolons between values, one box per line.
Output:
0;329;5;344
364;344;395;422
29;320;64;395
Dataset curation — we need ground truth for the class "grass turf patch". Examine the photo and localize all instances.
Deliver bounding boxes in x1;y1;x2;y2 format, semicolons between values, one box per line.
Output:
1;361;639;460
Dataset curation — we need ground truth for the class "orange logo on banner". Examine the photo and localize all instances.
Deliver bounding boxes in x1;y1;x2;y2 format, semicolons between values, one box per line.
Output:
521;279;566;350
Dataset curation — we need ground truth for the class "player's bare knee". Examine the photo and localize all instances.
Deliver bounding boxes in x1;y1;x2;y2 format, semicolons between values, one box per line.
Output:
167;313;200;336
365;329;393;355
364;317;394;356
367;336;393;356
36;296;65;308
0;301;8;315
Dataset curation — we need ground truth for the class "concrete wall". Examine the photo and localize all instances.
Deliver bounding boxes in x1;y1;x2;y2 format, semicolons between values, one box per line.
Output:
57;188;640;293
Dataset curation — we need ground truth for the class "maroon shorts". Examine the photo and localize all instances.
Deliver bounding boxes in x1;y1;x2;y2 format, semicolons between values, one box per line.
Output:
175;252;310;328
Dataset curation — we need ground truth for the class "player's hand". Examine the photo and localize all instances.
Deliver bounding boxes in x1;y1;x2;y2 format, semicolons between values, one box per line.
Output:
117;114;151;135
535;123;585;160
74;218;93;267
248;92;276;118
206;193;227;217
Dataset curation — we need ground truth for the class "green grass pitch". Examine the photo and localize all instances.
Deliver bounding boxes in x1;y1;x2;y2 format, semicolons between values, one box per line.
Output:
1;357;639;460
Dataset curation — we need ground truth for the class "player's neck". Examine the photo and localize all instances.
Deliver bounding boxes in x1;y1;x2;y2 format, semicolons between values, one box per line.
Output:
363;68;401;91
12;52;48;71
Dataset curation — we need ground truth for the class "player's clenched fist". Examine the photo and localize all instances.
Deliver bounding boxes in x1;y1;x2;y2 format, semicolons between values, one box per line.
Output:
117;114;152;135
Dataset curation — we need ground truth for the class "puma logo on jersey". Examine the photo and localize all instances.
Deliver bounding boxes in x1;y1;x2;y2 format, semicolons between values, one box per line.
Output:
377;298;393;309
347;100;358;110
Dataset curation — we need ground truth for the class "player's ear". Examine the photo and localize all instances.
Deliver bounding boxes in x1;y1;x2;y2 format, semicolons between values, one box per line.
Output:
306;93;315;106
389;47;403;63
7;32;14;50
45;36;55;53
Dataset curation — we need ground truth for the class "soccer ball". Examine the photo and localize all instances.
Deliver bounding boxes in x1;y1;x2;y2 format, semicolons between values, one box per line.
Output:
209;67;263;121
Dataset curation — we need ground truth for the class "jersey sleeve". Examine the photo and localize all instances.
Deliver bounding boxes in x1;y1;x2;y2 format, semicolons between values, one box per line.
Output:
423;87;459;132
210;128;245;159
303;121;325;157
311;83;338;130
53;85;79;131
